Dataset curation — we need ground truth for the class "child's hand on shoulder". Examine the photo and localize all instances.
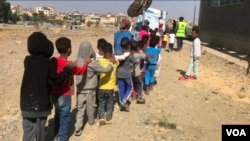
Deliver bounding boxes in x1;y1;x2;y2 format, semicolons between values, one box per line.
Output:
68;61;76;68
84;57;92;65
110;55;117;64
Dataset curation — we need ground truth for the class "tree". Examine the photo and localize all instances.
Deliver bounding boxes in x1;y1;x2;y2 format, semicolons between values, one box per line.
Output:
9;12;20;24
0;0;11;23
22;13;31;21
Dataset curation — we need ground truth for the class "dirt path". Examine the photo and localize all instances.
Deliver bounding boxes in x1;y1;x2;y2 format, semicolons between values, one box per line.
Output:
0;25;250;141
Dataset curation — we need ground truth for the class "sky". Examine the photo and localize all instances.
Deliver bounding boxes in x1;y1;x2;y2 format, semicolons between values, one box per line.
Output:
8;0;200;23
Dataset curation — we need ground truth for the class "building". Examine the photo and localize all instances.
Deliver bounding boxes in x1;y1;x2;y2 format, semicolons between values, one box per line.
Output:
35;5;55;16
100;13;116;25
199;0;249;53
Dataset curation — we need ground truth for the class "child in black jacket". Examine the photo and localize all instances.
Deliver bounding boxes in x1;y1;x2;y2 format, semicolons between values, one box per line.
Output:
20;32;74;141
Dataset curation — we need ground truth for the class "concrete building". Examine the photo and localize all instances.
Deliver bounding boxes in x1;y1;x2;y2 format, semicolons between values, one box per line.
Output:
35;5;55;16
199;0;249;53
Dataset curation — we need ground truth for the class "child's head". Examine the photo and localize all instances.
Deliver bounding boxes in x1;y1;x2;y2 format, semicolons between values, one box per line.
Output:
97;38;106;55
130;40;139;53
149;36;160;47
142;35;149;45
121;37;130;51
141;25;147;31
27;31;54;58
102;42;113;58
163;31;167;35
191;26;199;38
97;38;107;50
55;37;71;56
138;41;144;50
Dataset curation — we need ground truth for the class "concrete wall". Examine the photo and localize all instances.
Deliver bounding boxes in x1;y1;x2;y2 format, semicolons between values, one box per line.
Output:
199;0;250;53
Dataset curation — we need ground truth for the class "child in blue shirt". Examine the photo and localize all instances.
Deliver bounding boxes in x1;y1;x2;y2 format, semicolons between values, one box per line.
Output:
144;36;161;95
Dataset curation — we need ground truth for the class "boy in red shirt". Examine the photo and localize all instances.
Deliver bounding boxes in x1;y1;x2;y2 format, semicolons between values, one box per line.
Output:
51;37;91;141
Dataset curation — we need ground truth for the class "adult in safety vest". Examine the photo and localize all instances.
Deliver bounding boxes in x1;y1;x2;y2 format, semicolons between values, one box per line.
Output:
175;16;187;51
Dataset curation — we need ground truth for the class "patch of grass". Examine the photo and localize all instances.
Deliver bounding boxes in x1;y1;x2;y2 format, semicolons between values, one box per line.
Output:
158;121;176;129
144;112;177;130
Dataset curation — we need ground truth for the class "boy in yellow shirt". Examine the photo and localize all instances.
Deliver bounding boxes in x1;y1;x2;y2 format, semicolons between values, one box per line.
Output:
97;42;119;125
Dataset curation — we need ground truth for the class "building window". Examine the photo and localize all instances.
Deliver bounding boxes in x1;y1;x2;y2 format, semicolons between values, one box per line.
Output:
208;0;244;7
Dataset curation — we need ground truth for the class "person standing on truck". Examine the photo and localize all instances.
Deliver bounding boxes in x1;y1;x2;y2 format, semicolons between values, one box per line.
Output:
175;16;187;51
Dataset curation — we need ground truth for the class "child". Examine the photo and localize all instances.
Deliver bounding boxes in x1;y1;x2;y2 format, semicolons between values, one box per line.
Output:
96;38;107;60
133;26;140;41
116;37;137;111
144;36;161;95
97;42;119;125
51;37;91;141
168;30;175;52
74;41;116;136
20;32;74;141
131;41;146;104
139;35;149;89
139;25;148;41
179;27;201;80
162;31;168;49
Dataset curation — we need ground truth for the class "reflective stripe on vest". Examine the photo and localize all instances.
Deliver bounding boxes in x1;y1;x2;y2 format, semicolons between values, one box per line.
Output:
176;22;187;37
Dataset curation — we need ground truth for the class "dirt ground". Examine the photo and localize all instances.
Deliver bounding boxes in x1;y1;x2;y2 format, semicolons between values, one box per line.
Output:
0;24;250;141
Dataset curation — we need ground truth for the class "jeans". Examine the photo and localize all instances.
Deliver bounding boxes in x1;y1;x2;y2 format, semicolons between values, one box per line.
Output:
185;57;199;76
132;76;143;98
176;37;184;50
97;89;114;120
144;65;156;85
52;95;71;141
117;77;133;103
75;90;97;130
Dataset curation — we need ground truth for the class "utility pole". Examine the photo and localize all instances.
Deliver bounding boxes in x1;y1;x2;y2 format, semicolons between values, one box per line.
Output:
193;0;196;26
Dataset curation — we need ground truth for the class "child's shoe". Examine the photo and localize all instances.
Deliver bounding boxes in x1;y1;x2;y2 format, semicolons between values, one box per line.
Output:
136;97;145;104
178;75;188;80
99;118;106;126
105;119;112;124
75;129;82;136
120;102;130;111
144;86;150;95
189;75;197;80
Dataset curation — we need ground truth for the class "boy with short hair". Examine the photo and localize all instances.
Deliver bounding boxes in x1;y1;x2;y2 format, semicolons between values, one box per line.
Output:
144;36;161;95
131;40;146;104
116;37;137;111
97;42;119;125
96;38;107;60
179;27;201;80
51;37;91;141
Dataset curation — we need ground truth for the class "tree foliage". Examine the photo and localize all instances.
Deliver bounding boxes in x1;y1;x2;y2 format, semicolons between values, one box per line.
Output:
0;0;11;23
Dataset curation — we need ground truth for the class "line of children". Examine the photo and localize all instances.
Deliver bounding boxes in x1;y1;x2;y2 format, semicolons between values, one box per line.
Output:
21;31;162;141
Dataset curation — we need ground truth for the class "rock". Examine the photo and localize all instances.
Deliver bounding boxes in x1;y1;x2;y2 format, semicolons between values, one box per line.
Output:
15;40;22;44
212;90;219;94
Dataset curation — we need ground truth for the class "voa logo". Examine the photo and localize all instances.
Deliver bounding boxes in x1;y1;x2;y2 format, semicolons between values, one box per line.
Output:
226;129;246;136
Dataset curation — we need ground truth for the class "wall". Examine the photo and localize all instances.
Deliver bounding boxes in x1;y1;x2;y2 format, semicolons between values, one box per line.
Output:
199;0;250;53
